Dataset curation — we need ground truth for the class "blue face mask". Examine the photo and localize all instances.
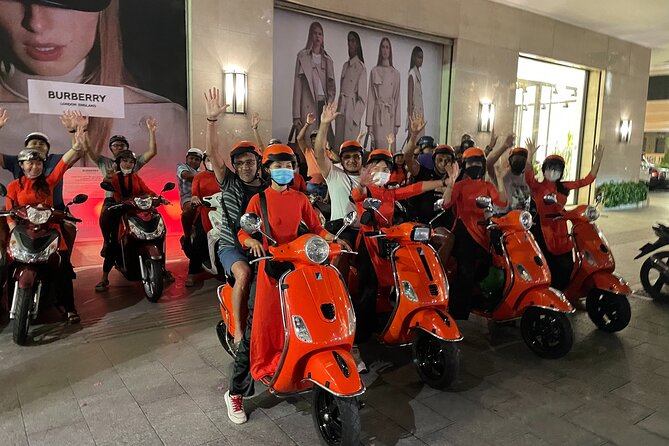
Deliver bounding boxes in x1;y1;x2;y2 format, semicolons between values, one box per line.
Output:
270;168;294;185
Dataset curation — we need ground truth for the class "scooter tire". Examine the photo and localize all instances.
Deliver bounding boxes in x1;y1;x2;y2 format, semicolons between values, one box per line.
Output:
13;287;33;346
143;258;164;302
312;386;361;446
586;290;631;332
412;330;460;389
520;307;573;359
640;252;669;302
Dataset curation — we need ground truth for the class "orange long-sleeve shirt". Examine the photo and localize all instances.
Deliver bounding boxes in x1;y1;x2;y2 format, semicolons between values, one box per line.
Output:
109;173;156;202
192;171;219;233
6;159;69;212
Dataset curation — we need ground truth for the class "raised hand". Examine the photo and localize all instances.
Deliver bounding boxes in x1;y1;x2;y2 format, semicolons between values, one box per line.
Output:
502;133;515;148
72;111;89;129
358;166;373;187
145;117;157;133
320;102;341;125
204;87;228;120
445;161;460;184
386;133;395;147
0;108;7;129
488;130;498;149
525;137;540;157
251;112;261;130
356;128;366;143
60;110;75;130
72;126;87;151
593;144;605;165
409;111;427;138
306;112;316;127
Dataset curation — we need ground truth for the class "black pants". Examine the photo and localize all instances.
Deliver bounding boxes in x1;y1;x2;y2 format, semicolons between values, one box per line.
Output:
186;218;206;275
102;206;123;273
230;277;257;397
531;222;573;291
353;240;378;343
55;252;76;313
450;221;491;320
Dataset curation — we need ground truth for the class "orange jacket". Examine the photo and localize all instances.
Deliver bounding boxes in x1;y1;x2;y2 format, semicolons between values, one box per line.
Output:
6;159;69;212
192;171;219;233
109;172;156;203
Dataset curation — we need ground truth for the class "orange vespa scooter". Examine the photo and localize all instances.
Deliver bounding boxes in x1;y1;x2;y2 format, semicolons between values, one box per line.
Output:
216;212;363;446
542;193;631;332
444;196;575;359
359;198;462;389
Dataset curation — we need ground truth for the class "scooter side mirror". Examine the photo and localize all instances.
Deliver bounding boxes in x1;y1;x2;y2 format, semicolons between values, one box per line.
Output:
433;198;444;211
343;210;357;227
476;196;492;208
543;193;557;205
162;182;176;192
72;194;88;204
595;192;604;204
0;183;6;197
240;213;262;234
362;198;382;211
100;181;116;193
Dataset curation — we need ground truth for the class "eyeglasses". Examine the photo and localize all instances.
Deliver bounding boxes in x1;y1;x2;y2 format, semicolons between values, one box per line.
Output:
111;143;127;149
342;153;362;161
234;160;257;168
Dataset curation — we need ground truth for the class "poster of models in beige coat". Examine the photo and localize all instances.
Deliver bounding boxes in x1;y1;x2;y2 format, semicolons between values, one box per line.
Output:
274;9;444;152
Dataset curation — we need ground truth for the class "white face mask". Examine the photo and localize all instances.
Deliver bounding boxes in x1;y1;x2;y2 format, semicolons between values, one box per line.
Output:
121;167;133;175
544;169;562;182
372;171;391;187
204;160;213;171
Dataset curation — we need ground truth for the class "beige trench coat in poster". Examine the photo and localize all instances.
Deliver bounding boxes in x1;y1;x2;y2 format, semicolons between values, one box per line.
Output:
366;65;400;149
335;56;367;147
292;49;336;127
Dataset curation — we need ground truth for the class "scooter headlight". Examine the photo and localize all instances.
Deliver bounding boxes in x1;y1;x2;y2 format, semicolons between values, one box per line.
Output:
292;315;313;343
411;226;431;242
347;305;356;336
134;196;153;210
128;217;165;240
516;264;533;282
402;280;419;302
304;236;330;264
26;206;52;225
9;233;58;263
584;205;600;221
519;211;533;230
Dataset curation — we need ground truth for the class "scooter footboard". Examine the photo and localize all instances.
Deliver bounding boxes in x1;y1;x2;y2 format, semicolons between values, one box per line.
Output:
511;287;574;316
303;349;365;397
586;272;631;296
407;308;462;342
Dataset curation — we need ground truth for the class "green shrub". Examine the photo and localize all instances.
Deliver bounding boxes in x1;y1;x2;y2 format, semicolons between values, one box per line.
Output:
595;181;648;208
660;152;669;168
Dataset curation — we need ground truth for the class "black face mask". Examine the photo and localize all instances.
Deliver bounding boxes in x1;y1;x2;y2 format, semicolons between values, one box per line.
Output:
465;165;484;179
510;160;526;175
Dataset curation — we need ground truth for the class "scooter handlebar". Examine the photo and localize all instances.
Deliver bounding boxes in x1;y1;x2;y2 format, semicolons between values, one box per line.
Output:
249;256;273;265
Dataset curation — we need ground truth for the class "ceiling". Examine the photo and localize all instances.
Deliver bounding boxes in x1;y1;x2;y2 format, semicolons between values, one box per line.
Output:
488;0;669;74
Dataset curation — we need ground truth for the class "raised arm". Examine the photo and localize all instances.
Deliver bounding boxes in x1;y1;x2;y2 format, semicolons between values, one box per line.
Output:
204;88;229;183
403;111;427;177
251;112;265;150
62;126;87;166
589;144;605;178
141;117;158;164
315;102;340;178
386;133;395;152
297;113;315;152
485;132;511;179
0;108;7;168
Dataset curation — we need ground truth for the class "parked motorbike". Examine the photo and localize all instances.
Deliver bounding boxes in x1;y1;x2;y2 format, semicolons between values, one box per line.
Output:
444;196;575;359
543;194;631;332
216;211;364;446
356;197;462;389
637;222;669;302
186;192;225;278
100;181;175;302
0;190;87;345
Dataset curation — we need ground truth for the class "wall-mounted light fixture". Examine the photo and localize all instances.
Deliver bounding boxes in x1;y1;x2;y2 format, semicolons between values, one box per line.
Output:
478;101;495;132
223;69;247;114
619;119;632;143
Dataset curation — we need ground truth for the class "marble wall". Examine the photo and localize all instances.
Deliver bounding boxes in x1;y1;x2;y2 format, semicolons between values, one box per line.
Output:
189;0;651;183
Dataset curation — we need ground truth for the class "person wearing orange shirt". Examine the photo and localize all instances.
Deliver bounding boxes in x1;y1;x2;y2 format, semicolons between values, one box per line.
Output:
296;112;328;198
350;149;456;350
525;141;605;290
237;144;346;387
442;147;507;320
5;127;87;323
96;150;157;291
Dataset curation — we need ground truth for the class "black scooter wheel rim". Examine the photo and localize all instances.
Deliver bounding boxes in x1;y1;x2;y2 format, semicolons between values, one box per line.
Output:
315;390;342;443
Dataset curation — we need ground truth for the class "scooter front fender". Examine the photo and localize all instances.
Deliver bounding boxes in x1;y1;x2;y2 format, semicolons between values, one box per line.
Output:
139;243;163;261
14;266;38;289
586;271;631;296
408;308;462;342
503;287;574;319
303;349;365;397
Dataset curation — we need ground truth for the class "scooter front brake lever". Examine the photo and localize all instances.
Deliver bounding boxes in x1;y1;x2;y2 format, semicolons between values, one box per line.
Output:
249;256;273;265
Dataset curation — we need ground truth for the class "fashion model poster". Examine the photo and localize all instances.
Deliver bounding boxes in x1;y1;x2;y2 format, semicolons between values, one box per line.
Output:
0;0;187;240
273;8;444;151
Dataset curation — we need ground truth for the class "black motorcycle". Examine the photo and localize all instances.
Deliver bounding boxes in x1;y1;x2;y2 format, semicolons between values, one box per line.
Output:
636;223;669;301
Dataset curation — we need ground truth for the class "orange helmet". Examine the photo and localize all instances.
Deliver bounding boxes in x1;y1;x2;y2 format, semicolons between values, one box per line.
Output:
462;147;485;160
432;144;455;163
262;144;296;167
368;149;393;166
230;141;262;165
339;140;363;157
542;154;565;171
509;147;528;157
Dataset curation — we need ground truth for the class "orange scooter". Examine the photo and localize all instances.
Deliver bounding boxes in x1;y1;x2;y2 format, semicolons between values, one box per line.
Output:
216;212;363;446
444;196;575;359
359;198;462;389
543;194;631;332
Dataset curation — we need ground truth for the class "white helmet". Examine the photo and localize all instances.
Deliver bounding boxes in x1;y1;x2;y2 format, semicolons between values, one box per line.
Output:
187;147;204;159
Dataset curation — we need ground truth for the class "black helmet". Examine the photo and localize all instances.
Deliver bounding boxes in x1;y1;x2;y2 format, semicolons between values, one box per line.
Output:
109;135;129;149
417;135;436;150
17;149;46;163
461;139;476;151
114;149;137;169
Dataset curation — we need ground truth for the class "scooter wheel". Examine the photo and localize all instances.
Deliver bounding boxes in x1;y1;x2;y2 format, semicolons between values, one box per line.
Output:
412;330;460;389
640;252;669;302
312;386;361;446
520;307;573;359
143;259;164;302
586;290;631;332
13;286;34;346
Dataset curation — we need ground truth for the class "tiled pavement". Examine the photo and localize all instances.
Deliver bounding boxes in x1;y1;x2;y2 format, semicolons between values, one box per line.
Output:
2;193;669;445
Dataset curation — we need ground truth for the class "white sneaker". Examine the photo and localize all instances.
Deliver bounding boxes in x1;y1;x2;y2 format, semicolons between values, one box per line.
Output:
224;390;247;424
351;346;368;374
